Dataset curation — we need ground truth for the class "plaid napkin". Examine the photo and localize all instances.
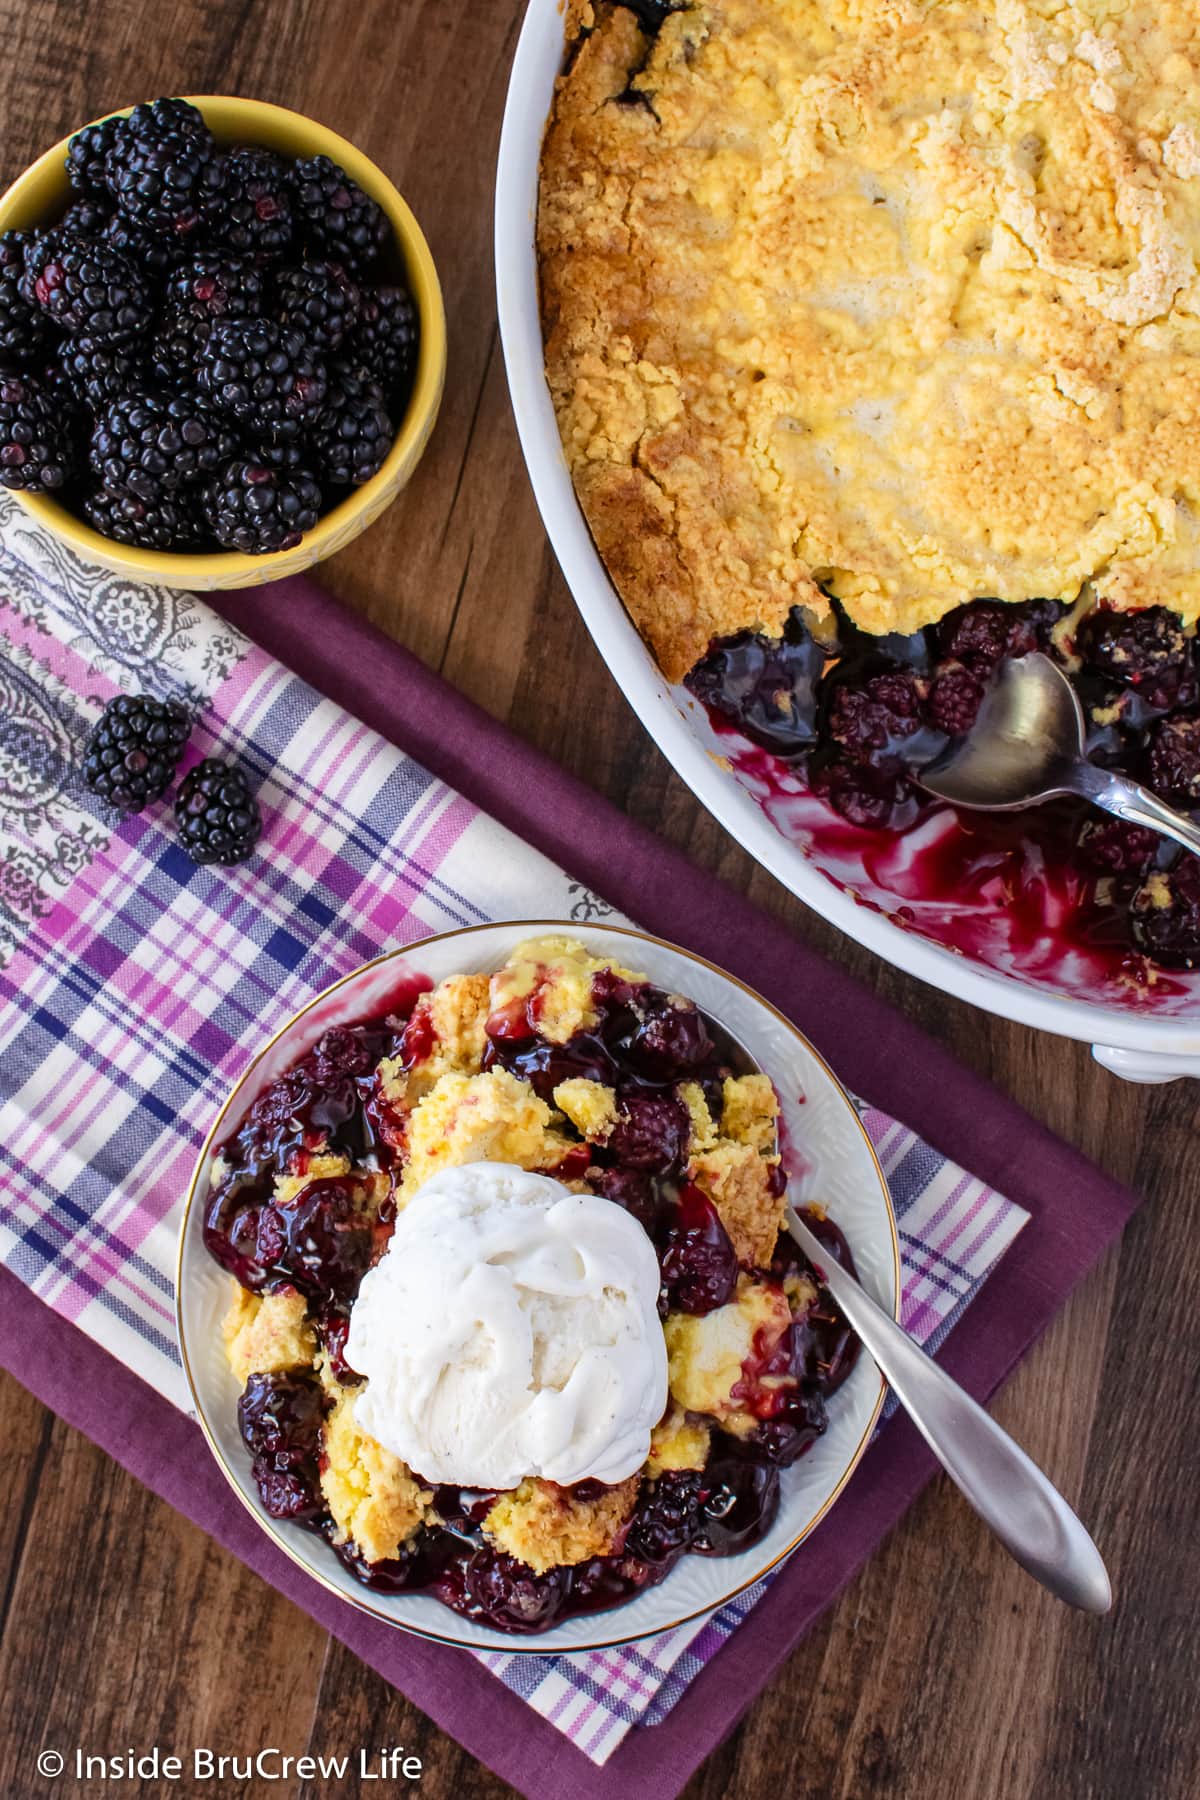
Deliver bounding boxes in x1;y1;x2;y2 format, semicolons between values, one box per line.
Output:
0;495;1027;1767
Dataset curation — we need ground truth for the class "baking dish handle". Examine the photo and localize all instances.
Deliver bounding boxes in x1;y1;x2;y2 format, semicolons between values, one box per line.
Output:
1091;1044;1200;1083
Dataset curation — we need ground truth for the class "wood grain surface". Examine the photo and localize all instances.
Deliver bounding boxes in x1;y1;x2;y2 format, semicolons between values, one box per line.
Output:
0;3;1197;1797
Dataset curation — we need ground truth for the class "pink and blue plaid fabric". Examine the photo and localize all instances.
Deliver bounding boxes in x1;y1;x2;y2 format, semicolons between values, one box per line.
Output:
0;497;1028;1767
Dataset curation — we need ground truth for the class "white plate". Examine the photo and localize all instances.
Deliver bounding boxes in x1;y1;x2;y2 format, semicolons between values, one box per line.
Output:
494;0;1200;1083
177;920;898;1653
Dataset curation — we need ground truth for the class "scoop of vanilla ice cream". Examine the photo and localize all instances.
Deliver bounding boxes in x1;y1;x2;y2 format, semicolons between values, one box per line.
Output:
344;1161;668;1489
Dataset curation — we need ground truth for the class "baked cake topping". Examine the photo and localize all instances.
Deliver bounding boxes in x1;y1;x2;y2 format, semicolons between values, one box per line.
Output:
539;1;1200;678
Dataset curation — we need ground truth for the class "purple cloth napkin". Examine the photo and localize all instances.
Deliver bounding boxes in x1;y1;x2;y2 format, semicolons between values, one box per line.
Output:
0;572;1140;1800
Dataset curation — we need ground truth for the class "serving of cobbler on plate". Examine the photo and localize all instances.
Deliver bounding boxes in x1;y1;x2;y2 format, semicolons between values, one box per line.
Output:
538;2;1200;994
202;935;860;1634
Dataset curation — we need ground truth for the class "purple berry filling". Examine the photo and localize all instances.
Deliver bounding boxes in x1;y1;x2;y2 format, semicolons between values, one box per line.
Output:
687;597;1200;971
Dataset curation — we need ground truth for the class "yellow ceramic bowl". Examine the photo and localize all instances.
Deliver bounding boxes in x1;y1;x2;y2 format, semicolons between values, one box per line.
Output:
0;96;446;588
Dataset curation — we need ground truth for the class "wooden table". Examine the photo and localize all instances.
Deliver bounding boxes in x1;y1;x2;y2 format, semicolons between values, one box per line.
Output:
1;3;1197;1795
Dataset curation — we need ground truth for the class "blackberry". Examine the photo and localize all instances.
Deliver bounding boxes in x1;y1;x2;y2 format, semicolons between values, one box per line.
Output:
65;114;127;195
809;754;916;830
254;1177;374;1301
692;1448;781;1552
936;599;1025;669
218;147;295;258
83;485;203;551
0;369;72;490
291;155;387;270
238;1368;326;1461
201;457;322;553
659;1183;738;1313
174;758;262;864
103;209;182;277
56;335;141;409
163;396;240;484
166;251;266;323
124;97;208;140
626;1472;704;1564
623;0;688;28
197;318;327;440
22;231;152;341
826;667;928;763
146;304;213;387
274;259;359;352
35;351;83;420
105;115;227;241
1076;817;1160;876
81;694;191;810
609;1093;689;1171
60;196;113;237
1147;716;1200;803
1130;857;1200;967
91;391;239;499
927;660;986;737
90;394;173;500
1076;605;1197;712
458;1550;568;1633
0;233;50;362
311;369;392;487
343;284;417;394
254;435;309;471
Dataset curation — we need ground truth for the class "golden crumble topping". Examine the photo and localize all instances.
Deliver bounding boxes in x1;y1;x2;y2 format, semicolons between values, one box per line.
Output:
664;1276;794;1432
222;1284;315;1385
379;973;492;1105
679;1080;717;1152
647;1404;711;1475
489;934;645;1043
483;1476;639;1574
783;1266;820;1315
275;1162;391;1245
397;1066;575;1199
273;1150;352;1206
553;1075;619;1140
690;1140;786;1270
429;971;491;1060
540;1;1200;679
321;1384;434;1564
720;1075;779;1155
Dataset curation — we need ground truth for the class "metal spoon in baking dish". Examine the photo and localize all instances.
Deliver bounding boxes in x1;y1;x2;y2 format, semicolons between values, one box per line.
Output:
917;650;1200;857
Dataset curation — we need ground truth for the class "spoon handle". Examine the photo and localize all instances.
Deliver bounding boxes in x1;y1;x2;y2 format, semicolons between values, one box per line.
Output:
786;1207;1112;1613
1071;760;1200;860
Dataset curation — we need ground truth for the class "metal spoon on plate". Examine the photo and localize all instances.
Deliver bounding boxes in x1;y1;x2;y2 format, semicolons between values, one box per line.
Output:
714;1008;1113;1612
917;650;1200;856
783;1202;1111;1612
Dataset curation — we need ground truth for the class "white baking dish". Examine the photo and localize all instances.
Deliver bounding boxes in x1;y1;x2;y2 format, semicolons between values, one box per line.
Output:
494;0;1200;1083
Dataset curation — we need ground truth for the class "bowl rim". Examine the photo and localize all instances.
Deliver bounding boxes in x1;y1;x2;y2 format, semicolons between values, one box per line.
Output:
175;917;900;1653
493;0;1200;1060
0;93;447;581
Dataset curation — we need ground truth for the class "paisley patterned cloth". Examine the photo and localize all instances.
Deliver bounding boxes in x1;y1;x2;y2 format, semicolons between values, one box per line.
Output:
0;501;244;968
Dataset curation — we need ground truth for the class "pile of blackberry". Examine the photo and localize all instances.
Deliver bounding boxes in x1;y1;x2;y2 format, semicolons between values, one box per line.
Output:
0;98;419;554
82;694;262;866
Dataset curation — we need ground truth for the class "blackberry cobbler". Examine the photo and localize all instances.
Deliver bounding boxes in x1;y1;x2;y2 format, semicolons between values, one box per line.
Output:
204;937;860;1633
539;2;1200;982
